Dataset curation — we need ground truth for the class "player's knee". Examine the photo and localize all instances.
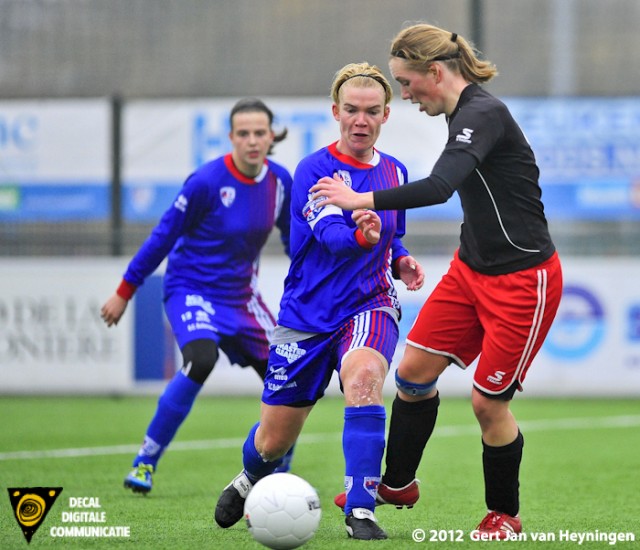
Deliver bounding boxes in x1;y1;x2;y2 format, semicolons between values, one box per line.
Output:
471;388;511;424
257;438;291;462
342;360;386;404
181;339;219;385
395;370;438;397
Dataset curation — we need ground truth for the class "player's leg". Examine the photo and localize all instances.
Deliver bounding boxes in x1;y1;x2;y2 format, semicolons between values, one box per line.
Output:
380;260;483;506
214;402;312;528
227;293;298;473
339;348;388;539
472;252;562;537
124;338;218;494
336;309;397;540
215;332;332;529
381;345;447;496
472;387;523;538
124;291;222;494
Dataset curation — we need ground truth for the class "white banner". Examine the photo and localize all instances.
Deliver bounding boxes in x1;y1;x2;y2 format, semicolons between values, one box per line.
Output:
0;99;110;181
0;259;132;393
123;98;447;184
1;257;639;397
121;98;456;221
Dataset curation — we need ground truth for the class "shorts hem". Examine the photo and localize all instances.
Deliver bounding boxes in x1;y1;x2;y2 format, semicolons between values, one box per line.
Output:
406;340;468;369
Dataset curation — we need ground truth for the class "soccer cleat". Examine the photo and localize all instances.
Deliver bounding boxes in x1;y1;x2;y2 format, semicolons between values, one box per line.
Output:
123;463;154;494
474;511;522;540
345;508;388;540
334;479;420;510
214;471;253;528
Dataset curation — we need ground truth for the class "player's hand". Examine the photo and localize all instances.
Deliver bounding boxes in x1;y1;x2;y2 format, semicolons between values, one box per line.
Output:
311;174;374;211
100;294;129;327
352;209;381;244
397;255;425;291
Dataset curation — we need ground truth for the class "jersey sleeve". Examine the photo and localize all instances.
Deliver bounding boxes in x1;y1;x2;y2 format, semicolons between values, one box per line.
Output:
275;167;293;258
304;199;374;256
445;101;504;163
390;163;410;265
123;172;211;287
295;156;371;257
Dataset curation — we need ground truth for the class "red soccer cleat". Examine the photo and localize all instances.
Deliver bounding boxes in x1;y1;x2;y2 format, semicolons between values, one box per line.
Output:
474;511;522;540
334;479;420;510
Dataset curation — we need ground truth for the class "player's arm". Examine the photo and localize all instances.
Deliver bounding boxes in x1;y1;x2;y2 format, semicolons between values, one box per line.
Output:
393;255;425;291
100;283;134;327
352;209;381;245
311;150;477;211
275;170;294;258
101;174;209;327
304;197;380;256
389;205;425;291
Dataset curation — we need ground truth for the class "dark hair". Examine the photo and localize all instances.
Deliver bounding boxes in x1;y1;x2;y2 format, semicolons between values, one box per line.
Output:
229;98;288;155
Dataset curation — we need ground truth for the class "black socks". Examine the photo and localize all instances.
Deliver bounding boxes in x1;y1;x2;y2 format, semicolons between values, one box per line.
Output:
482;430;524;517
382;392;440;488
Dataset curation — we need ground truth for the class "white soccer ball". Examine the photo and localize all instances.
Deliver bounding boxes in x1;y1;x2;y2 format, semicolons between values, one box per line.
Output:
244;473;322;550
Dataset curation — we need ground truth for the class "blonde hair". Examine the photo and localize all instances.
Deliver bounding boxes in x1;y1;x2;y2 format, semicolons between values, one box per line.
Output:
390;23;498;84
330;62;393;105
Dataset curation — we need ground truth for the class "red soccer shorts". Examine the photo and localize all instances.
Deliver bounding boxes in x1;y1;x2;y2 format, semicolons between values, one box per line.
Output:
406;250;563;397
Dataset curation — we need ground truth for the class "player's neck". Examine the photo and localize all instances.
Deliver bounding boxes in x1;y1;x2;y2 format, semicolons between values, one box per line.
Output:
231;152;261;179
335;141;374;164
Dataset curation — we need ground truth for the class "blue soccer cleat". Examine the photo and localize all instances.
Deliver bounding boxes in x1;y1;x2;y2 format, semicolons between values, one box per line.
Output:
124;463;154;494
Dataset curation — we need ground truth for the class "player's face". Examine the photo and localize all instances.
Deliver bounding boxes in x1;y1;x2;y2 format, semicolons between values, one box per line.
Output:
332;84;389;162
389;57;444;117
229;111;275;177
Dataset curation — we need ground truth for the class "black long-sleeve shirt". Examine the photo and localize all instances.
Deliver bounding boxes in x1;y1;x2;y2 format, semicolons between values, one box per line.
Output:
374;84;555;275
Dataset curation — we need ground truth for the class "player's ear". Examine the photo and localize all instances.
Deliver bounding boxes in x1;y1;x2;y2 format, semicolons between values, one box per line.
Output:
332;103;340;121
382;105;390;123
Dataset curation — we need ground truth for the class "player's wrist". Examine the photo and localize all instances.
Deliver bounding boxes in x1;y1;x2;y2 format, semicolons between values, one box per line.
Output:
360;192;375;210
116;279;137;300
354;229;376;249
392;256;407;278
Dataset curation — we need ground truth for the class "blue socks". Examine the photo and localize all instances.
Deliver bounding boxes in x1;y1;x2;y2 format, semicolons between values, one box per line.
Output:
133;371;202;468
343;405;386;514
273;444;296;473
242;422;284;482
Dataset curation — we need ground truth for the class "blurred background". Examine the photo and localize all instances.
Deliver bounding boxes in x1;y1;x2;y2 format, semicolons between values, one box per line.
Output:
1;0;640;256
1;0;639;396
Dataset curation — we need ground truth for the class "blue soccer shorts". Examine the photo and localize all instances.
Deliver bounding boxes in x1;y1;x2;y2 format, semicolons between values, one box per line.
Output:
262;309;399;406
164;290;276;367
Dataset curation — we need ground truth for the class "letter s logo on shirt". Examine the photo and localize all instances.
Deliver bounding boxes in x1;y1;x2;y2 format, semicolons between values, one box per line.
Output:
456;128;474;144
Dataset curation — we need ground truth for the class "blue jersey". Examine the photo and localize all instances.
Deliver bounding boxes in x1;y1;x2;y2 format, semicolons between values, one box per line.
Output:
123;154;292;304
277;142;410;333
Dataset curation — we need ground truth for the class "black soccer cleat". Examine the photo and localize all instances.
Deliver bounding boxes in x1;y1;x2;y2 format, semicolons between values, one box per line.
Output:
214;471;253;528
345;508;388;540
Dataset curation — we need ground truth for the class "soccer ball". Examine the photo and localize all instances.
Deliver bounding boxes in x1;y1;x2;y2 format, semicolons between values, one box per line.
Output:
244;473;322;550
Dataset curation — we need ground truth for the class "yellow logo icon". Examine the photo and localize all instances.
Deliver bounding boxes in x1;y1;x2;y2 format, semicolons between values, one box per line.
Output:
8;487;63;543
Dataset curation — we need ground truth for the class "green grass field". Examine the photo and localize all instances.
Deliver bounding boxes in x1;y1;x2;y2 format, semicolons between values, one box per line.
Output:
1;395;638;549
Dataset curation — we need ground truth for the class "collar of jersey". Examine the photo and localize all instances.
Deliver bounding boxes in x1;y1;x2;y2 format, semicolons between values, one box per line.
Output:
224;154;269;184
327;141;380;168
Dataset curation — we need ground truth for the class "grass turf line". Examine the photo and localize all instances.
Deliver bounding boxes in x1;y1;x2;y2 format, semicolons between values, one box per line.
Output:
0;396;638;549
